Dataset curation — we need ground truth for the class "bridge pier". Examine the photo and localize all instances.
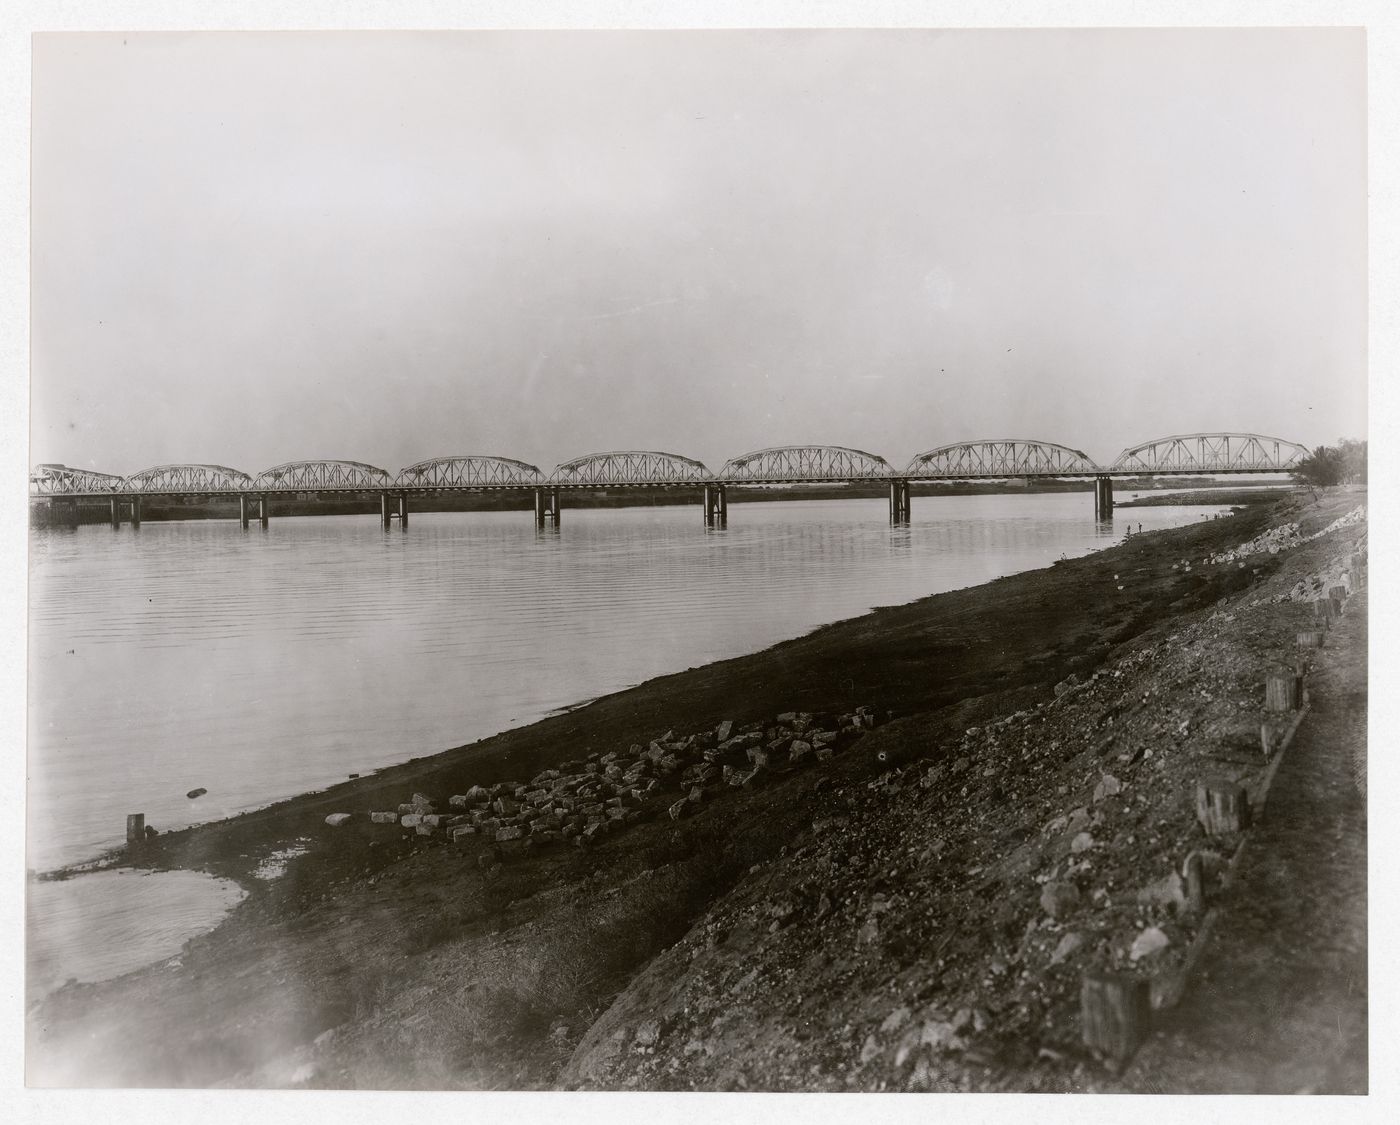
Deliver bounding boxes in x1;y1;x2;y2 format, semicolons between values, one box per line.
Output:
380;492;409;530
889;478;911;524
1094;475;1114;520
106;496;141;528
240;494;269;529
534;488;561;527
703;484;728;527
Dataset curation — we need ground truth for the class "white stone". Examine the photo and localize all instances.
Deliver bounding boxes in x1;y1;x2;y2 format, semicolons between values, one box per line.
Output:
1129;925;1171;962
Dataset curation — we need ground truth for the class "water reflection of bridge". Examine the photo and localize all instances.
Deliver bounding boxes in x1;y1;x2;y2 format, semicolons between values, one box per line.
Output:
30;433;1309;530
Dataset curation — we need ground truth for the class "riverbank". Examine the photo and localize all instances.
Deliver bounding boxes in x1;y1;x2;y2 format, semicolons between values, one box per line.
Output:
26;489;1365;1089
29;475;1271;525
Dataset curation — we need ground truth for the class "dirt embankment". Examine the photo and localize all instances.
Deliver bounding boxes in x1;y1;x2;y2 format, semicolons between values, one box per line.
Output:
27;491;1366;1090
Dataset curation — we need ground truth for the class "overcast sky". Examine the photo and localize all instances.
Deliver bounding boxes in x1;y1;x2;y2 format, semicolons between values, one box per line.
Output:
30;28;1366;478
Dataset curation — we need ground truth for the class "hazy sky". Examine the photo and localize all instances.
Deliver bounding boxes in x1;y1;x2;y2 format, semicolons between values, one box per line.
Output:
30;28;1367;477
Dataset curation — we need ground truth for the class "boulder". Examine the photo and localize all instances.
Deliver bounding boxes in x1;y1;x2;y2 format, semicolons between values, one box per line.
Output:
400;814;423;828
1050;931;1085;965
715;720;735;742
324;813;353;827
1136;872;1187;913
1093;774;1122;803
1129;925;1171;962
495;825;525;842
369;811;398;825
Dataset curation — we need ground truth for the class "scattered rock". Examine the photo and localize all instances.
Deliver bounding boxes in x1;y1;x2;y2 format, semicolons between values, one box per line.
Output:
1129;925;1171;962
1050;932;1085;965
324;813;352;827
1136;872;1187;913
1093;774;1121;802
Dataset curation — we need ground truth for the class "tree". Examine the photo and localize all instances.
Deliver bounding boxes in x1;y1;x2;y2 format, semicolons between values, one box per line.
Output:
1292;439;1366;487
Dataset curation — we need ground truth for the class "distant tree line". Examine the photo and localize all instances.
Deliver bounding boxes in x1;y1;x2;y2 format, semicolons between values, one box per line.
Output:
1292;438;1367;487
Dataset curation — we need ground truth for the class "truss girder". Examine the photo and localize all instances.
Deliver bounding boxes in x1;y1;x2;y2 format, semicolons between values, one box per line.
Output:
905;439;1101;479
123;464;256;493
720;445;894;482
1111;433;1310;474
251;460;393;491
396;455;545;488
28;463;127;495
550;450;714;486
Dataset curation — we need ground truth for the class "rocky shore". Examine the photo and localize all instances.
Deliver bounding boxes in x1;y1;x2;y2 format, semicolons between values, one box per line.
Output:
27;490;1367;1091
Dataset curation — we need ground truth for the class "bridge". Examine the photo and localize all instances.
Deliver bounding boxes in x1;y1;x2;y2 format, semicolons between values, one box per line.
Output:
30;432;1310;530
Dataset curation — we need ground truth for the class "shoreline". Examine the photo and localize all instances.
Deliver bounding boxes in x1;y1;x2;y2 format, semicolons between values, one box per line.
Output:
27;490;1363;1089
42;496;1258;889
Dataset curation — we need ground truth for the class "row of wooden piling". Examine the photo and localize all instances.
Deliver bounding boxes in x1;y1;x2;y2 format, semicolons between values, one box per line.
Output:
1079;551;1363;1071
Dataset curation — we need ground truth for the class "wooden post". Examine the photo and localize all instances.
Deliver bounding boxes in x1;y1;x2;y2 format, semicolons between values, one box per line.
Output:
1259;722;1274;757
1081;972;1150;1064
110;496;120;527
1265;672;1300;712
240;495;249;528
1328;584;1348;602
534;488;545;527
1196;781;1251;835
131;497;142;527
1314;598;1340;622
1184;852;1205;915
398;493;408;529
381;492;391;529
1296;630;1326;649
126;813;146;847
704;484;715;527
259;495;269;527
717;484;727;524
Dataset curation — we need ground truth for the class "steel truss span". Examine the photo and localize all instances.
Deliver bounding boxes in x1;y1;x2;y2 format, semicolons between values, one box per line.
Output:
251;460;393;491
1111;433;1310;474
396;456;545;488
904;439;1100;479
550;450;714;486
721;445;894;482
29;464;126;494
123;464;255;493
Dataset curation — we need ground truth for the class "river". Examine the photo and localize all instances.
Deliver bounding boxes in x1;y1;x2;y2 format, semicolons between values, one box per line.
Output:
27;492;1229;991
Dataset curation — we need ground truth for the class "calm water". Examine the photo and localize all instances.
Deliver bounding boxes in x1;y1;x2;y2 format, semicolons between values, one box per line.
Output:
29;493;1229;873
